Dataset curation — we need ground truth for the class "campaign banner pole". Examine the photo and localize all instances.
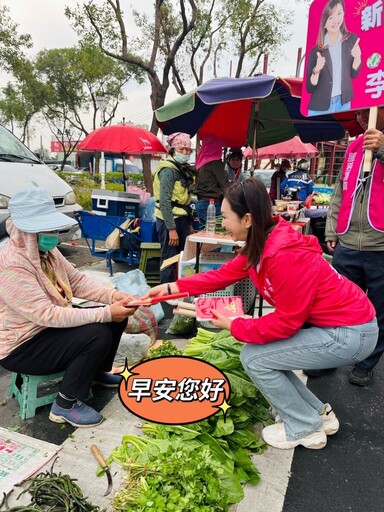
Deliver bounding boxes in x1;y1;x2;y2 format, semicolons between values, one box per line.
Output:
363;106;378;173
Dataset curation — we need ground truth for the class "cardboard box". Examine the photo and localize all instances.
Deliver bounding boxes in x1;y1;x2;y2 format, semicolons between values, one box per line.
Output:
91;189;140;218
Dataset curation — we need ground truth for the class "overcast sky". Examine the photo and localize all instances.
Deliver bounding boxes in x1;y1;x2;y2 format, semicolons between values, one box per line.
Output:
1;0;309;149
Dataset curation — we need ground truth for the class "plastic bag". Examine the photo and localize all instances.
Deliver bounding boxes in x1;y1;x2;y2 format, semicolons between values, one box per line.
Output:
105;217;133;250
166;313;195;335
113;269;164;322
125;305;159;342
113;333;152;366
140;196;156;221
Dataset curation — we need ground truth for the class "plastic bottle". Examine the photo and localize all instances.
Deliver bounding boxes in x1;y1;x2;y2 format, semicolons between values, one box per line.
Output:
206;198;216;235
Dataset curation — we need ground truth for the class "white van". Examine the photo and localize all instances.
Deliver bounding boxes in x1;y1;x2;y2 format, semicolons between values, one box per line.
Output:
0;124;82;244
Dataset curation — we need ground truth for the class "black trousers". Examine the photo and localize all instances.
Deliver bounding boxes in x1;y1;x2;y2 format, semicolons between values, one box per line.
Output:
332;245;384;371
1;317;128;401
156;216;191;283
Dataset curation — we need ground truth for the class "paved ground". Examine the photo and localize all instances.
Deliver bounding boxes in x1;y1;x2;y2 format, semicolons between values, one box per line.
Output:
1;255;383;511
283;362;384;512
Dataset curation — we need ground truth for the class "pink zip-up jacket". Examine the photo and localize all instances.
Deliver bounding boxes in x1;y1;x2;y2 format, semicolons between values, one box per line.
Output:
0;220;115;359
176;218;375;344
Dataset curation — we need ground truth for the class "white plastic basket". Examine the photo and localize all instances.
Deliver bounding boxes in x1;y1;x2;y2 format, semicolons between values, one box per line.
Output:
200;284;235;298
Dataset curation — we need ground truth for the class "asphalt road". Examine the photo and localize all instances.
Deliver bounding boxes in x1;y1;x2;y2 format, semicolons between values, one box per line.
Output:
58;238;107;269
283;361;384;512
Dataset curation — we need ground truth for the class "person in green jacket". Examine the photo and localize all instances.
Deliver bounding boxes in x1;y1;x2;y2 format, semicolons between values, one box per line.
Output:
153;132;197;283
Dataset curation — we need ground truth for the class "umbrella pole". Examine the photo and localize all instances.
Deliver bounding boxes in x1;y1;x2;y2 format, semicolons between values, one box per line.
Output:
122;153;127;192
100;151;106;190
250;100;260;176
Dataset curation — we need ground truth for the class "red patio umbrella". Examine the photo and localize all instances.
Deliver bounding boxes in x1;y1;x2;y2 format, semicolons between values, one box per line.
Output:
155;75;363;150
243;136;319;160
78;124;167;190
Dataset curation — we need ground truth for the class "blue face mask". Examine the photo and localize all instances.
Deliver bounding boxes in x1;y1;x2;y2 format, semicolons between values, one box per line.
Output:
38;233;59;252
174;152;190;164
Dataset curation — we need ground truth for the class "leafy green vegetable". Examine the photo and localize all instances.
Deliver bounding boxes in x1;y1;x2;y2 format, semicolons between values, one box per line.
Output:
108;327;272;510
147;340;182;358
111;437;239;511
166;313;195;335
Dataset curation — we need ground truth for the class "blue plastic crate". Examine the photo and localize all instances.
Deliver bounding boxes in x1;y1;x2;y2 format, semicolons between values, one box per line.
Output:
79;212;127;241
313;186;334;195
140;220;159;242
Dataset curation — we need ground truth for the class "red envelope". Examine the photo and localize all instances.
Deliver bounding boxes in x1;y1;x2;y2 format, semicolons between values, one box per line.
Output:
195;296;244;321
124;292;189;307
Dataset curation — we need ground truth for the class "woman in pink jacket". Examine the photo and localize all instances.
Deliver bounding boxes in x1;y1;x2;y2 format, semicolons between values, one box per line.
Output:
0;188;137;428
144;178;378;450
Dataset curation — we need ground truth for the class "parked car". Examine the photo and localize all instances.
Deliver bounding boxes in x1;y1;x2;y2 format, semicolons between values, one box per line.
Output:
0;125;82;245
114;162;142;174
48;164;87;174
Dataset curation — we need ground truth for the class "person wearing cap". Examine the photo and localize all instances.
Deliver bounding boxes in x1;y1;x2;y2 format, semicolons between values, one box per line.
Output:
0;187;137;428
281;160;313;201
195;135;229;230
225;148;245;184
269;159;290;203
153;132;197;283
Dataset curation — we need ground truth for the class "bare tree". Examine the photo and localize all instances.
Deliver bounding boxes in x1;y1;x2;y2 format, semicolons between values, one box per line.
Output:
173;0;293;88
66;0;197;134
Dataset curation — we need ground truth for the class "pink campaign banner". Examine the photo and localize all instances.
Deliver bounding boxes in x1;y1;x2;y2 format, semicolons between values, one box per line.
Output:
301;0;384;117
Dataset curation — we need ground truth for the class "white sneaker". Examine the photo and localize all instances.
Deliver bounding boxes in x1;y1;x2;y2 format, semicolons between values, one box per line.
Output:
262;423;327;450
274;403;339;436
322;403;339;435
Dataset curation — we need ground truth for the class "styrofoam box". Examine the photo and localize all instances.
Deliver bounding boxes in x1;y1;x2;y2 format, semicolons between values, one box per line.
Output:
91;189;140;218
178;250;235;278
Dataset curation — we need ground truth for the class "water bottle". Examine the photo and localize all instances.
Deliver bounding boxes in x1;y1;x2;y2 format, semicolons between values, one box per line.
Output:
206;198;216;235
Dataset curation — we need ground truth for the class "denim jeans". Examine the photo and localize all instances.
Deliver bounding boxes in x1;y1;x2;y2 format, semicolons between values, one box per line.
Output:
332;245;384;371
308;96;350;116
240;319;378;440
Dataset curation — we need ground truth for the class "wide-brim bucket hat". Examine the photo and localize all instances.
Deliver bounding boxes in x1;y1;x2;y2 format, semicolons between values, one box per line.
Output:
8;187;78;233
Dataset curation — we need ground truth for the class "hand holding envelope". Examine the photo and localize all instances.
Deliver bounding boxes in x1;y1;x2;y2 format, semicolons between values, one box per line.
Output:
123;292;189;307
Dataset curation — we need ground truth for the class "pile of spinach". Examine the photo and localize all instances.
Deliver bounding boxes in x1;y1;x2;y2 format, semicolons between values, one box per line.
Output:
107;328;271;511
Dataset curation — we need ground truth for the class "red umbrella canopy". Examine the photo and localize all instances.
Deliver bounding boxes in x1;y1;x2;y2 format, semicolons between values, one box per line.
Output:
78;124;167;154
243;136;319;159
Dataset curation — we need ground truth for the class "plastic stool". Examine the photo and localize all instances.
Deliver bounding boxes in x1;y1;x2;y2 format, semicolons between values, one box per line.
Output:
9;372;65;419
139;242;161;284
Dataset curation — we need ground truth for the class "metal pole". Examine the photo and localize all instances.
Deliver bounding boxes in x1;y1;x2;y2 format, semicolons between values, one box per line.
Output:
100;151;106;190
296;47;306;78
96;95;107;190
263;54;268;74
250;100;260;176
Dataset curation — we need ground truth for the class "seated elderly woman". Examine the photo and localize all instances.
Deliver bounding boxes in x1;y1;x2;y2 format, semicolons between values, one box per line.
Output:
0;188;137;428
